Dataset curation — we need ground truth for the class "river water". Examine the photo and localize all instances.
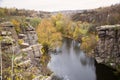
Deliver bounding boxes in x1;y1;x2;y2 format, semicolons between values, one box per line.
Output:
48;38;119;80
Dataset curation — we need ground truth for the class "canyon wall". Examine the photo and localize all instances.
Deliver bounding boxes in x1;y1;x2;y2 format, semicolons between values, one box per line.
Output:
95;25;120;68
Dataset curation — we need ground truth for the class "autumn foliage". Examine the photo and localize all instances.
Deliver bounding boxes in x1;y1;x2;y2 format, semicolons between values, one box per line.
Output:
36;19;62;50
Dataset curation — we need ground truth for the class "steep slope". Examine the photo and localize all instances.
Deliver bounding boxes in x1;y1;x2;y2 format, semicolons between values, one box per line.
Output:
95;25;120;69
72;4;120;25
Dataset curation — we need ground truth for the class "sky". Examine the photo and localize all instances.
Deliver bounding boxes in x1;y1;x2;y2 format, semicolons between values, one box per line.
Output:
0;0;120;12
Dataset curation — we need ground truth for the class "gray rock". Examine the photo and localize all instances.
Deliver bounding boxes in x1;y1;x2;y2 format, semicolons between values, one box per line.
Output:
95;25;120;68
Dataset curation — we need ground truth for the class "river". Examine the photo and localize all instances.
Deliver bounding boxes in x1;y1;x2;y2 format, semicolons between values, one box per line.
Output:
48;38;119;80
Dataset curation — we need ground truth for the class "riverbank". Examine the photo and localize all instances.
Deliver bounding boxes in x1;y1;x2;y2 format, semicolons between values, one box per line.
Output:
94;25;120;71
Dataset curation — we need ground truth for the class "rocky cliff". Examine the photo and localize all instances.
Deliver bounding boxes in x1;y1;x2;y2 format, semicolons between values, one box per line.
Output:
95;25;120;68
0;22;45;80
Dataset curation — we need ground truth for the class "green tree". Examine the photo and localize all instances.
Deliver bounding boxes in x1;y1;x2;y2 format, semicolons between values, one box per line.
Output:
29;18;41;27
51;13;74;36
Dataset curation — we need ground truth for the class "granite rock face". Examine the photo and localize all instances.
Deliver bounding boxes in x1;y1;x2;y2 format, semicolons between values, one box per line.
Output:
95;25;120;68
0;22;19;54
0;22;43;79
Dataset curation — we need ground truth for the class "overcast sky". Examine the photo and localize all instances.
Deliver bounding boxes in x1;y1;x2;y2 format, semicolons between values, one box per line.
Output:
0;0;120;11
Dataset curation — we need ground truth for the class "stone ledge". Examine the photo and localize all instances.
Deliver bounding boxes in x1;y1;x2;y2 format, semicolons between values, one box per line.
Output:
96;24;120;31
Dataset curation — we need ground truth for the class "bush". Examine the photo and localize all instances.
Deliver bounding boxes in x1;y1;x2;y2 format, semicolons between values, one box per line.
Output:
80;34;99;55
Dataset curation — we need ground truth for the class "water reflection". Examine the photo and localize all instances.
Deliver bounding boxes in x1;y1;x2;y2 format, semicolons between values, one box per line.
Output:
48;38;96;80
48;38;120;80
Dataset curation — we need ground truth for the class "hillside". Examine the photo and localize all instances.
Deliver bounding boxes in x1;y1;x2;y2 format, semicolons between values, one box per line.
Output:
0;7;51;19
71;4;120;25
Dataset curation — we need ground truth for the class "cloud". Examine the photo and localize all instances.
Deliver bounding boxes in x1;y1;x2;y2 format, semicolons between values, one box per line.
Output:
0;0;120;11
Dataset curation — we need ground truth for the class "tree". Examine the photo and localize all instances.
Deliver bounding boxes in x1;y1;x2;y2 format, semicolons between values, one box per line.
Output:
0;8;5;17
73;26;82;40
51;13;74;37
51;13;65;32
36;19;62;52
29;18;41;27
80;34;99;55
11;19;21;33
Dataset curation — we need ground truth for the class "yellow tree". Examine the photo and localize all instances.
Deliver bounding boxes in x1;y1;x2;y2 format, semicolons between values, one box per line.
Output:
51;13;65;32
36;19;62;52
80;34;99;55
73;26;82;40
11;19;21;33
51;13;73;36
